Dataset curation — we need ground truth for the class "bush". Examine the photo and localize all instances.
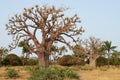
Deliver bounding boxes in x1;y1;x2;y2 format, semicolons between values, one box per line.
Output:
2;54;22;66
57;55;77;66
96;56;108;67
110;58;120;65
26;58;38;65
28;66;80;80
5;68;19;79
64;67;79;79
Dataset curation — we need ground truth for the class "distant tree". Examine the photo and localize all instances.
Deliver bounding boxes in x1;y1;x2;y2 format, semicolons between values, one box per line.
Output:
18;41;31;65
50;45;59;63
2;54;22;66
72;44;86;64
6;5;84;67
72;44;85;55
59;46;67;56
96;56;108;67
83;37;104;67
50;45;67;64
110;52;120;66
0;47;8;66
102;41;117;67
72;44;86;59
112;51;120;58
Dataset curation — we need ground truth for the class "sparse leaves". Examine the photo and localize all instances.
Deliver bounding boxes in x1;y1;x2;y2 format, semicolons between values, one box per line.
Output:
6;5;84;67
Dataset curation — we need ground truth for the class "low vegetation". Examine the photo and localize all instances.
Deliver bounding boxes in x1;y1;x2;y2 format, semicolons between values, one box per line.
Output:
28;66;80;80
5;68;19;79
0;4;120;80
0;66;119;80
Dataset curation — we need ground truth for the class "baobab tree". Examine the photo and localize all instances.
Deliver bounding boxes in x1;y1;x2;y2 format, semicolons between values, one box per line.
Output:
6;5;84;67
83;37;104;67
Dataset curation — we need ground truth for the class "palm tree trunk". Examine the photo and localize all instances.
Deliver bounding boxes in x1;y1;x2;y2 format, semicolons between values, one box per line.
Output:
108;53;110;68
107;51;110;68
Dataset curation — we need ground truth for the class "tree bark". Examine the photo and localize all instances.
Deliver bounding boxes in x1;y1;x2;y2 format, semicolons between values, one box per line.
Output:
89;57;96;67
89;56;99;67
0;56;2;67
38;52;49;67
107;54;110;68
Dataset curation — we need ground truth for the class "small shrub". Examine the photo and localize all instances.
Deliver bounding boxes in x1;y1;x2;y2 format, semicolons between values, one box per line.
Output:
64;67;79;79
28;66;80;80
110;58;120;65
96;56;108;67
5;68;19;79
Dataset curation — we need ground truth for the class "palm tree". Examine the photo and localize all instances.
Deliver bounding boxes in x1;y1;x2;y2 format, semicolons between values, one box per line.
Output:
18;41;31;65
0;47;8;66
103;41;117;67
50;45;59;63
50;45;67;64
59;46;67;56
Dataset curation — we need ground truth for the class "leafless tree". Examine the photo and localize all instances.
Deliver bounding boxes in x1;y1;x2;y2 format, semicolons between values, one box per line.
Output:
83;37;104;67
6;5;84;67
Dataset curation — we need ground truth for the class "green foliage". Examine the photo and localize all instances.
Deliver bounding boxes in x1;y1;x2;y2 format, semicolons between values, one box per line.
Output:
2;54;22;66
28;66;80;80
110;52;120;65
26;58;38;65
96;56;120;66
96;56;108;67
64;67;79;79
110;58;120;65
18;41;30;53
5;68;19;79
58;55;77;66
103;41;117;51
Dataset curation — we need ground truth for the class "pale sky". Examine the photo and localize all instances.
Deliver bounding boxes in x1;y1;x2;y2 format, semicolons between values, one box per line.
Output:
0;0;120;56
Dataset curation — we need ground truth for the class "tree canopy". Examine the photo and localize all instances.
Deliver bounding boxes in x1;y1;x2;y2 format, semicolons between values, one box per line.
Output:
6;5;84;67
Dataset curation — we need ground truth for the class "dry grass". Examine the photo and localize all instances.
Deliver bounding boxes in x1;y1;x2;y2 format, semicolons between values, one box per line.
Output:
77;67;120;80
0;66;120;80
0;66;29;80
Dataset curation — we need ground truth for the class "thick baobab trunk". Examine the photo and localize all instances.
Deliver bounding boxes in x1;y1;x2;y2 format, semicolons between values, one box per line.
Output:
89;56;99;67
38;52;49;67
89;57;96;67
